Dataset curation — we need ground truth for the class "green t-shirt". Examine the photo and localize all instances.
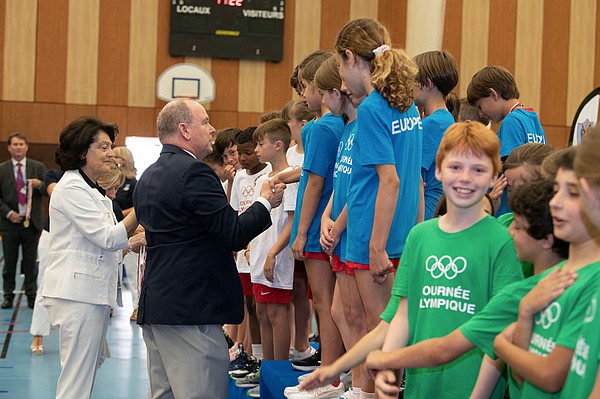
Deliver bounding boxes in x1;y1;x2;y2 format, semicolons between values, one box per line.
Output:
496;212;534;278
392;216;523;399
560;285;600;398
522;261;600;398
460;265;558;399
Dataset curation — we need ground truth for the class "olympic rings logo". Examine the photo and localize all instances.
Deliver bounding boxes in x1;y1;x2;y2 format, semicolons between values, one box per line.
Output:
241;185;255;197
345;133;354;151
584;297;597;324
337;141;344;158
425;255;467;280
535;302;561;329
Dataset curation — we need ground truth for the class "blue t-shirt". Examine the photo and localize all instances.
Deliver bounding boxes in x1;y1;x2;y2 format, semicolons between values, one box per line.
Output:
421;109;454;220
290;113;345;252
331;119;356;261
346;91;423;264
496;108;546;216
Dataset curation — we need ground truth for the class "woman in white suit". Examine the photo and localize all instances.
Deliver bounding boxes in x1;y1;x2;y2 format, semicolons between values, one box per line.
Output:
42;116;138;399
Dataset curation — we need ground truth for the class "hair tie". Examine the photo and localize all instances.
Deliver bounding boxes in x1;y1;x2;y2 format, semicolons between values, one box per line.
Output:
373;44;391;57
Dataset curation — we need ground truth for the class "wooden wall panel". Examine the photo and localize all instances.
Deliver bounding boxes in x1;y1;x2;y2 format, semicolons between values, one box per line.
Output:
97;0;131;106
3;0;37;102
211;60;240;112
127;0;158;107
185;56;212;110
210;110;238;131
0;1;5;99
35;0;68;103
293;0;321;67
320;0;349;50
459;0;489;98
2;102;35;140
238;61;266;113
66;0;100;104
405;0;445;56
97;105;128;145
155;0;184;108
349;0;378;19
237;112;262;129
31;103;65;143
379;0;408;48
539;0;570;126
442;0;462;93
0;0;595;147
514;0;544;111
544;125;570;149
126;107;156;137
566;0;597;124
596;0;600;87
488;0;516;71
264;0;296;111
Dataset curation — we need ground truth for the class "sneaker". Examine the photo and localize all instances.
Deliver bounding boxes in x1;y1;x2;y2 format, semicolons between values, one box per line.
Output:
284;383;345;398
235;370;260;388
292;348;320;371
297;371;314;383
290;346;317;361
247;386;260;398
229;346;249;374
231;359;260;380
340;369;352;391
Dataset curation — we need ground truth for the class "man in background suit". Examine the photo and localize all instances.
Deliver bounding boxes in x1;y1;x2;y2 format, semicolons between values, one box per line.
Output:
134;100;285;398
0;132;46;309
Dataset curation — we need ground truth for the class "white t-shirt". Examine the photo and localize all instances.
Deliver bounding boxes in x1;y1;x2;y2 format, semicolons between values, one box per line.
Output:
286;145;304;170
230;165;272;273
248;167;297;289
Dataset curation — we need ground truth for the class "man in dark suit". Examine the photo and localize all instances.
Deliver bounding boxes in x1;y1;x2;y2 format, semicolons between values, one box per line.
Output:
0;132;46;309
133;100;285;398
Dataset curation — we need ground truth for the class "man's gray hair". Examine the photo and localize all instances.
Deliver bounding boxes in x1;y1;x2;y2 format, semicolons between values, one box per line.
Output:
157;100;194;140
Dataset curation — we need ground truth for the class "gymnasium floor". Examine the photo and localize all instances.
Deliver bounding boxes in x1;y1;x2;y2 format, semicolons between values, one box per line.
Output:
0;271;149;398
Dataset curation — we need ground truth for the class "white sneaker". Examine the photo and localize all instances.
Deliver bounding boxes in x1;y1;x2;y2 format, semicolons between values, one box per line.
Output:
297;370;315;383
284;383;345;399
290;346;317;361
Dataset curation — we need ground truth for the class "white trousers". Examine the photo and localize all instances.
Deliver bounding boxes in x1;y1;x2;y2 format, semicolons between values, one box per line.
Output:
45;297;110;399
30;230;50;336
122;251;139;308
143;324;229;399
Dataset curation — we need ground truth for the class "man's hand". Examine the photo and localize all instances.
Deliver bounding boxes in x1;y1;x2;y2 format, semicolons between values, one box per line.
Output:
260;179;285;208
8;211;23;224
28;178;43;189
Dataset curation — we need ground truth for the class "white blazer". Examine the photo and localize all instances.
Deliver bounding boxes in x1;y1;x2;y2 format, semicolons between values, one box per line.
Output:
42;170;128;307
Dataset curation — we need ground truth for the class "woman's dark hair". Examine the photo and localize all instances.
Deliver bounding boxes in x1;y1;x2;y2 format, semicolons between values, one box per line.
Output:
56;116;118;170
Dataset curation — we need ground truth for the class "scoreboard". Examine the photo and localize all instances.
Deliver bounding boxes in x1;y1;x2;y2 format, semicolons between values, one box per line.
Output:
169;0;285;62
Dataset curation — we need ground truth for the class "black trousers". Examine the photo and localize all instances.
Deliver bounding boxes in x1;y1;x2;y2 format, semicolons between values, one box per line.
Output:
2;224;41;298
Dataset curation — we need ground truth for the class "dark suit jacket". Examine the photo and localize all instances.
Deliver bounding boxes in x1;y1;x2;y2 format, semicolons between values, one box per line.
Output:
0;158;46;231
133;144;272;325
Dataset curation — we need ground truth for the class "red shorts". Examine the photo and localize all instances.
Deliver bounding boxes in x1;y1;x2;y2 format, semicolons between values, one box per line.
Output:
253;283;291;304
346;258;400;272
303;251;330;261
331;255;355;275
239;272;253;296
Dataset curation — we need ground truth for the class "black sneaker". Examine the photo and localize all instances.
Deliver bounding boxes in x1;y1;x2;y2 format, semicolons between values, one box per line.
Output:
291;347;320;371
229;346;249;374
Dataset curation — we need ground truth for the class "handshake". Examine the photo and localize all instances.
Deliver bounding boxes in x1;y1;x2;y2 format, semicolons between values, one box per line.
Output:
259;179;286;209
